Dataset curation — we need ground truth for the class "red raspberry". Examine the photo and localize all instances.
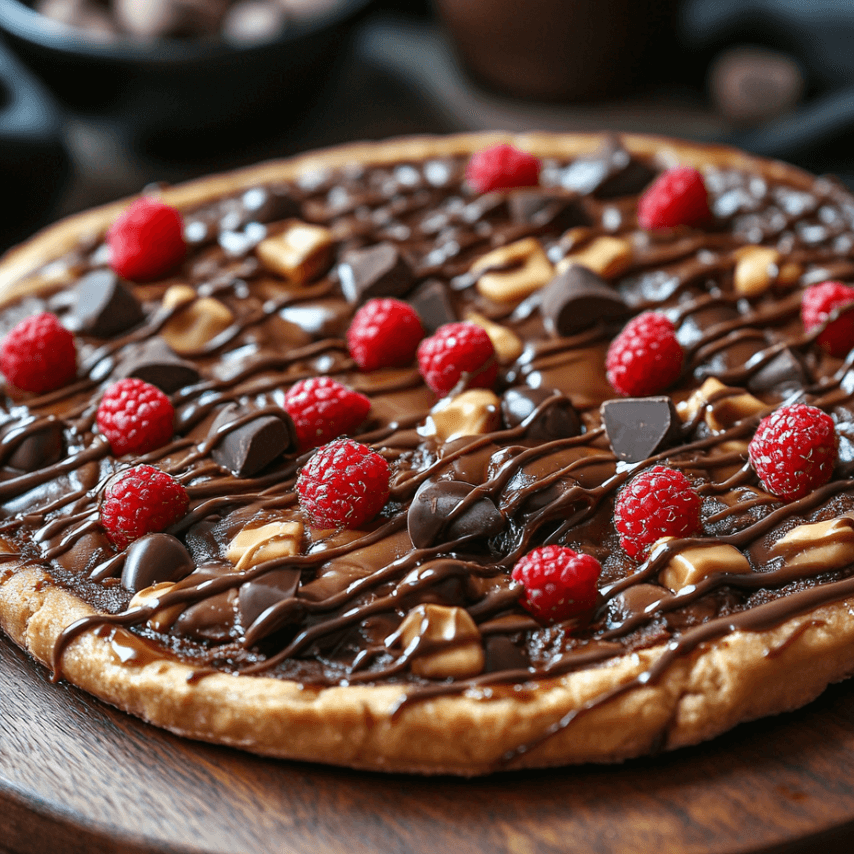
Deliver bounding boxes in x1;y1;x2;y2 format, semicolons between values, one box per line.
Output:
296;438;390;529
606;311;683;397
614;465;702;559
801;281;854;357
748;404;837;501
465;144;541;194
283;377;371;452
637;166;711;230
511;545;602;624
100;464;189;550
0;312;76;394
107;197;186;282
417;322;498;396
346;298;425;371
96;378;175;456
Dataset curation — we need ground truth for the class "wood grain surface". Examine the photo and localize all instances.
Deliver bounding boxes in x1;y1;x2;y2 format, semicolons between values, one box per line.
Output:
3;630;854;854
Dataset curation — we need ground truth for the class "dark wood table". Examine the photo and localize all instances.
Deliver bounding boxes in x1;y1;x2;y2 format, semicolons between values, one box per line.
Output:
3;628;854;854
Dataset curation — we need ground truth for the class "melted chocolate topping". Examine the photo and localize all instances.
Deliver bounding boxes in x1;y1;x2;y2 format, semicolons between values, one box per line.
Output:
4;139;854;767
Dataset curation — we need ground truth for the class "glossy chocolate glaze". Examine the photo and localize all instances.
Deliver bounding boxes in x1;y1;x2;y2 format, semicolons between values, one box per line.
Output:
5;138;854;762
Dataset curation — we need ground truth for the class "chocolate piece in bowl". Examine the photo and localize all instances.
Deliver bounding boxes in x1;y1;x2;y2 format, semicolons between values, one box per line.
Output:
4;133;854;778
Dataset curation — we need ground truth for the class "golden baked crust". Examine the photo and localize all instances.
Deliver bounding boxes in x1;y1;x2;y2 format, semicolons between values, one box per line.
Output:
1;132;853;776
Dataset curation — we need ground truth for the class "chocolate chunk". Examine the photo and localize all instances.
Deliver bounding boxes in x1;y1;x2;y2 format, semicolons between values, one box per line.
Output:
500;387;581;441
338;242;414;304
210;403;296;477
3;419;64;471
117;337;200;392
238;567;301;629
408;279;456;333
561;137;657;199
240;186;300;225
121;533;195;593
174;590;237;643
484;636;529;673
408;480;503;549
747;348;809;395
507;190;589;231
601;396;682;463
540;265;628;336
72;270;144;338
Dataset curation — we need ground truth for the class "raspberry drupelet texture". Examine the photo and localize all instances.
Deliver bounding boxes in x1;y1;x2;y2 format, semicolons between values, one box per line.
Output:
96;378;175;456
108;197;187;282
297;438;391;529
0;312;77;394
100;465;189;550
511;545;602;624
346;298;425;371
605;311;683;397
614;465;702;559
748;404;838;501
637;166;711;230
283;377;371;452
417;321;498;396
465;144;541;194
801;280;854;358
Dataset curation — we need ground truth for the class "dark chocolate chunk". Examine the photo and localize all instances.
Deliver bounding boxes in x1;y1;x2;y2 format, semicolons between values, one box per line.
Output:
484;636;529;673
3;419;64;471
561;136;657;199
338;242;414;304
747;348;809;395
507;190;589;231
408;279;456;333
174;590;238;643
500;387;581;441
117;336;200;392
238;567;301;629
540;265;628;336
210;403;296;477
240;186;300;225
121;533;195;593
601;396;682;463
72;270;144;338
408;480;503;549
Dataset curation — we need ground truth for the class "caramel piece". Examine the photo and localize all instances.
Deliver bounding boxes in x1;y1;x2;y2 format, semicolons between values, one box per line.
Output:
396;604;484;679
464;311;523;364
227;521;304;571
471;237;554;303
256;220;333;284
733;245;802;297
426;389;501;443
657;538;751;592
771;517;854;572
678;377;766;432
556;235;632;279
161;285;233;354
129;582;184;633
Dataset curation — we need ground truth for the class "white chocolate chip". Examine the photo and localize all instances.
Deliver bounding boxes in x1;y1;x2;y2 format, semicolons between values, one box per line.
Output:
129;582;184;632
395;603;484;679
471;237;554;303
464;311;523;364
656;537;751;592
226;520;304;571
678;377;766;431
161;285;234;354
556;235;633;279
425;389;501;443
771;517;854;571
256;220;333;284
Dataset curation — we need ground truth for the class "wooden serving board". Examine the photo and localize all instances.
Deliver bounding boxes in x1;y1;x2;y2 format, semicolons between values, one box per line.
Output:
3;630;854;854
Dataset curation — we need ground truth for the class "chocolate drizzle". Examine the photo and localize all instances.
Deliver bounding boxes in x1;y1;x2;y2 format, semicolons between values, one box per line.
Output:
2;141;854;769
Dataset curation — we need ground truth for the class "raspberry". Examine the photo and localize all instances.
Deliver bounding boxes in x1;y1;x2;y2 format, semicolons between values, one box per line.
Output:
107;197;186;282
465;144;541;194
614;465;702;559
100;465;189;550
96;378;175;456
637;166;711;230
0;312;76;394
511;545;602;624
283;377;371;451
801;281;854;357
346;298;425;371
606;311;683;397
417;322;498;396
748;404;837;501
296;438;390;529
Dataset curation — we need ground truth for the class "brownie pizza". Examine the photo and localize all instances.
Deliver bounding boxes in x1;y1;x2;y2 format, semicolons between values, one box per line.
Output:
2;132;854;775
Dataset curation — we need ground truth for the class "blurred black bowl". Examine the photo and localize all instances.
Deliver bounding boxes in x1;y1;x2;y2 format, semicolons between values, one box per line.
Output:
0;0;373;154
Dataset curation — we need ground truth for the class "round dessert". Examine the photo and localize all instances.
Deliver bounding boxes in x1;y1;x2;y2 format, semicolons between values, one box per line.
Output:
2;133;854;776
